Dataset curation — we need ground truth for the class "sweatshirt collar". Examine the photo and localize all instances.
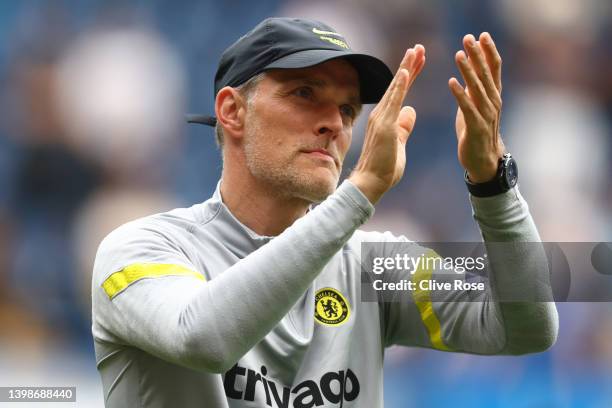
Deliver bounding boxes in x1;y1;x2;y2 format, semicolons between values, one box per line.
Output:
199;180;274;256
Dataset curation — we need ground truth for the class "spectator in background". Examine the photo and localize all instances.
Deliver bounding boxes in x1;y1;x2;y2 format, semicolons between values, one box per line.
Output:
0;6;99;349
54;27;186;317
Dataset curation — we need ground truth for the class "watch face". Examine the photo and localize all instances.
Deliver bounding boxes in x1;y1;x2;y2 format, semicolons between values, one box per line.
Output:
505;158;518;187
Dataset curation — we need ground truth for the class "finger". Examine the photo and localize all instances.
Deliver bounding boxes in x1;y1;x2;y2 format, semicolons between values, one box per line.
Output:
448;77;479;125
411;45;425;70
463;34;500;107
411;44;425;71
393;45;424;96
455;50;495;120
479;32;502;92
376;48;413;113
378;48;414;120
407;44;426;88
397;105;416;143
383;68;410;121
403;46;417;70
408;58;424;89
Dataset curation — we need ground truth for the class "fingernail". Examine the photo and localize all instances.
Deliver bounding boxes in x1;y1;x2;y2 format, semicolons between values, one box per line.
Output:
466;34;476;46
482;32;491;43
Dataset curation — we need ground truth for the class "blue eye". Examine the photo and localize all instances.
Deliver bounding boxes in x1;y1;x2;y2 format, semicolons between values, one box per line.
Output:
340;104;356;119
294;86;314;99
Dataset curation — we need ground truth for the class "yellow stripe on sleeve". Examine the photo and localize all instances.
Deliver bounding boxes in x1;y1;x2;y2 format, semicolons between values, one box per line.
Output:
411;249;452;351
102;263;205;300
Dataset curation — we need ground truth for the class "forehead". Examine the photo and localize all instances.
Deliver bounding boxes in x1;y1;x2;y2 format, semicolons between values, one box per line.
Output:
264;58;360;94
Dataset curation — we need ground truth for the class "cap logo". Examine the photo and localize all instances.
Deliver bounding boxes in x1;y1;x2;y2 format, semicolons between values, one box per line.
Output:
312;27;343;37
312;27;349;49
319;36;349;49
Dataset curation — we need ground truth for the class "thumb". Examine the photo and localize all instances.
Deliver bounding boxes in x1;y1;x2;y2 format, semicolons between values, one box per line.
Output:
397;105;416;143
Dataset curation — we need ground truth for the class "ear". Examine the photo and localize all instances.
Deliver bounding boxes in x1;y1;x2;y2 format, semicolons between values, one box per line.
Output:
215;86;248;140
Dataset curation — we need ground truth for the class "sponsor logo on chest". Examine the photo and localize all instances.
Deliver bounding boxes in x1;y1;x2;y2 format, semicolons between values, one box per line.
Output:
224;363;360;407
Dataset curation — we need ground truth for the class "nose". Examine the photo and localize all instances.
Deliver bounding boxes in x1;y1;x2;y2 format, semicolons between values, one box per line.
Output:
314;103;344;138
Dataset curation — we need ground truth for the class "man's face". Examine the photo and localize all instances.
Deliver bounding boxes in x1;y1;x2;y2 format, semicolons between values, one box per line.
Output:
242;58;361;203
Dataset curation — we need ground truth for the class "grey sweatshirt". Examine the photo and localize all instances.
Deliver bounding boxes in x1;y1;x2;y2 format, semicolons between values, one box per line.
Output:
91;180;558;407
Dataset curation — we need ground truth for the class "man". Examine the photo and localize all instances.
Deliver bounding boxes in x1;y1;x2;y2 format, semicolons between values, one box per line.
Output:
92;17;558;407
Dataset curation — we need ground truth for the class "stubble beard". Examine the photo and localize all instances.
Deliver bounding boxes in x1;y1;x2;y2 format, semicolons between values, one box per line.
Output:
243;119;338;203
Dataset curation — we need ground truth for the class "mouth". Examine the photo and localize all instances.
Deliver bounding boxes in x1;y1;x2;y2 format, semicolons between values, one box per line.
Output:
301;148;338;167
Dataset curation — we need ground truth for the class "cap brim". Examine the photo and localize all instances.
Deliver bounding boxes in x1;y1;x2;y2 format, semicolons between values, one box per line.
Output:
186;114;217;127
264;49;393;104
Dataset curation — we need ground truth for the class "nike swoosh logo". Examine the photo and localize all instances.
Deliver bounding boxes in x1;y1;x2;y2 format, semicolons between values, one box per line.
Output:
312;27;343;37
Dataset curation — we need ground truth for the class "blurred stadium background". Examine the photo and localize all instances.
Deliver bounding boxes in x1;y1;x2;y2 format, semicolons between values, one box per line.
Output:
0;0;610;406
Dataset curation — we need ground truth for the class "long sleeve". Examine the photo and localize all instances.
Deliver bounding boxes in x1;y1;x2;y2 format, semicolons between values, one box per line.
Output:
381;187;558;355
467;187;559;354
92;180;373;373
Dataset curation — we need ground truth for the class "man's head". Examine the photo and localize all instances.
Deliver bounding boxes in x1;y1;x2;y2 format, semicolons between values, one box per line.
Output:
188;17;393;202
218;58;361;202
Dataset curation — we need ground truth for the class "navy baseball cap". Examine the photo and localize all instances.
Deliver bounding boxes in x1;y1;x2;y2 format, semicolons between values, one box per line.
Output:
187;17;393;127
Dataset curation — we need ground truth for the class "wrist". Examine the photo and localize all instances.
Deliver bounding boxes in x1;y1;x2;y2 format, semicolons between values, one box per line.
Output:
347;172;385;205
464;153;518;198
465;159;498;183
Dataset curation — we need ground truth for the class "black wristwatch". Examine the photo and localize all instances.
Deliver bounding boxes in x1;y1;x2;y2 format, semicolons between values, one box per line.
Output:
464;153;518;197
